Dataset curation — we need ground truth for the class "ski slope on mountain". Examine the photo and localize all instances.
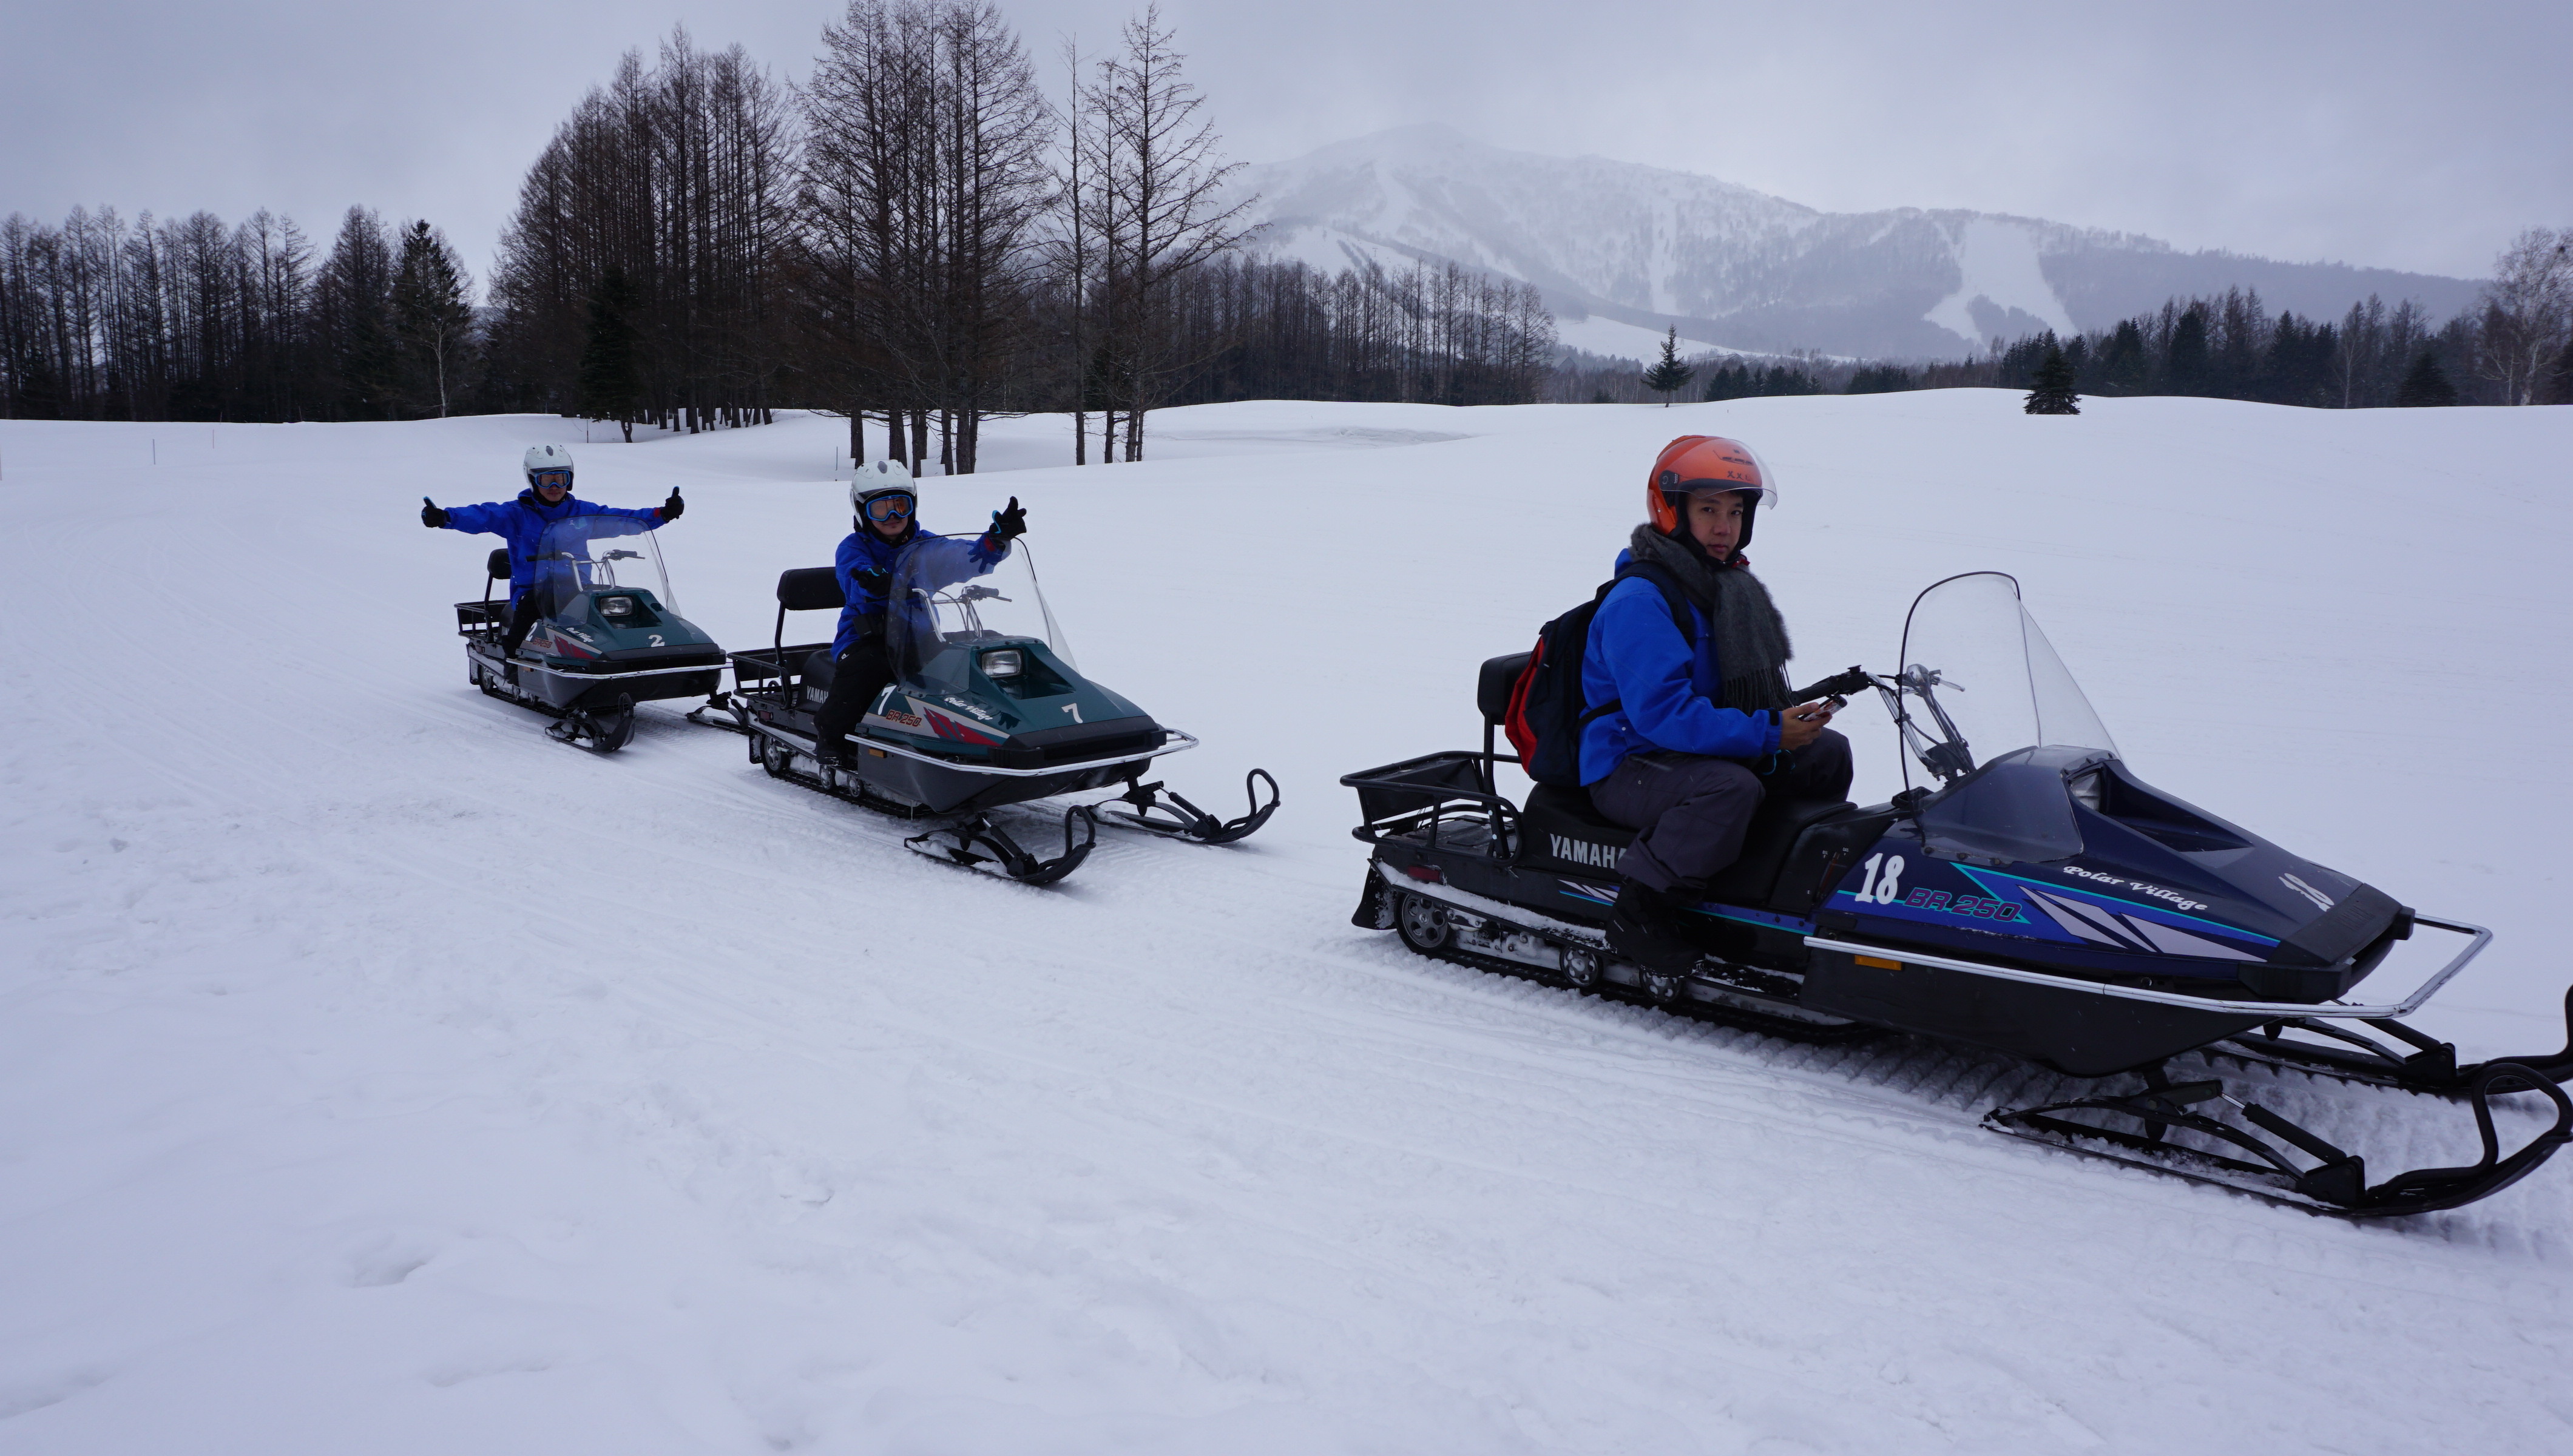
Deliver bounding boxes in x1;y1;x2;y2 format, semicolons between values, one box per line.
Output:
4;394;2571;1453
1235;125;2486;357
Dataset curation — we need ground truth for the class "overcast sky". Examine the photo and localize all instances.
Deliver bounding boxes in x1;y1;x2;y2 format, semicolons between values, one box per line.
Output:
5;0;2565;288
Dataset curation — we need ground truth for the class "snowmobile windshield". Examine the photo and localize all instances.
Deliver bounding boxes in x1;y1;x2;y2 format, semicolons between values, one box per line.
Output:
1891;571;2114;793
529;514;674;618
885;536;1072;675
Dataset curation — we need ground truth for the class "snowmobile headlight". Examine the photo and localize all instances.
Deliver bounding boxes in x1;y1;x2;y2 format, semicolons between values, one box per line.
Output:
600;595;635;619
981;649;1023;678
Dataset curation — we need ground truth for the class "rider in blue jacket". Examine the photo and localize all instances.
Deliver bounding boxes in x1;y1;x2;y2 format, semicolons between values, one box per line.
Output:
1582;435;1851;971
421;445;683;657
813;460;1027;768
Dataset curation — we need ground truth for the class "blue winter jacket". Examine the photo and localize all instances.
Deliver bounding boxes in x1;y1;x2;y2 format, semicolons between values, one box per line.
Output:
833;525;1010;656
441;491;664;604
1578;547;1782;784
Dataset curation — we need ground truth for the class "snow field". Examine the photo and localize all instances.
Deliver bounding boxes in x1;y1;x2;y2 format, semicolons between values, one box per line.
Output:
3;393;2571;1452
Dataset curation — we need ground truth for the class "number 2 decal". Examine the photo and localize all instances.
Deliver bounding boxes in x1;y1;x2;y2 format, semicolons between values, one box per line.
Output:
649;634;664;646
1855;852;1906;904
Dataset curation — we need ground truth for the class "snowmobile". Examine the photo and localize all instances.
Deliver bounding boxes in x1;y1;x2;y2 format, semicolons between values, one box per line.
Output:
455;514;726;752
1341;571;2573;1218
716;536;1277;885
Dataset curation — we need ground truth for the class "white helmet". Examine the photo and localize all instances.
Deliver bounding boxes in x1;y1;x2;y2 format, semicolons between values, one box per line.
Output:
849;458;918;519
524;444;573;490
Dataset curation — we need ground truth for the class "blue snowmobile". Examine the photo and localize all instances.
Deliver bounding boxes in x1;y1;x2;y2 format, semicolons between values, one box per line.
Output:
1341;571;2572;1218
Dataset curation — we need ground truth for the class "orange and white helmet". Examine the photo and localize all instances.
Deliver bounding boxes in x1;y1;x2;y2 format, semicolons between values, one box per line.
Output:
1645;435;1776;535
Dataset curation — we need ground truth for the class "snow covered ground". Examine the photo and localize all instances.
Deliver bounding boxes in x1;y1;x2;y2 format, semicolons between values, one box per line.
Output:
4;393;2571;1452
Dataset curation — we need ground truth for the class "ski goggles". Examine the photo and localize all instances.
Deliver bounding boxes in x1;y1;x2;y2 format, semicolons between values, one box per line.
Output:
530;469;572;492
860;491;916;524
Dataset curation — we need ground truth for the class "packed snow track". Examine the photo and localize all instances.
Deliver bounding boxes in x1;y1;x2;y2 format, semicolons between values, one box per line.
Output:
5;396;2572;1453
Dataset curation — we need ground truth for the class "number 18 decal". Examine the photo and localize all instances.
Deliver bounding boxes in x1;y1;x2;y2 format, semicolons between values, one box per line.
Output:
1855;852;1906;904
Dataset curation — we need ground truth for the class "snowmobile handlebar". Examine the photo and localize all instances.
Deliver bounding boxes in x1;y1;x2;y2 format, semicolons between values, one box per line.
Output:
1791;666;1875;704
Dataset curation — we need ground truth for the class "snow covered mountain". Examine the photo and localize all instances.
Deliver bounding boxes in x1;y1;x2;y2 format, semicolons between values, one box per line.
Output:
1237;126;2484;359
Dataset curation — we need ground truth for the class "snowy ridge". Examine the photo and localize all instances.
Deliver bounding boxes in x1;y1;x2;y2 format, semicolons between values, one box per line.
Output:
4;397;2572;1451
1236;126;2483;358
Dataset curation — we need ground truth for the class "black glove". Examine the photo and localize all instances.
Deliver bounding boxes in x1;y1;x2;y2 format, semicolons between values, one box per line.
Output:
421;496;449;528
853;567;891;601
987;496;1026;542
660;488;685;521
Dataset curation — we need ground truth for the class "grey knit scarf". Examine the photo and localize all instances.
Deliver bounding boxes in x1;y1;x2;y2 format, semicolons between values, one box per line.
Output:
1626;524;1795;713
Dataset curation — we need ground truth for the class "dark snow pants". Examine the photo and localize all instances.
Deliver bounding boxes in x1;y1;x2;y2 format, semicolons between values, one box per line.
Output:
501;590;552;657
1587;727;1853;894
813;638;896;753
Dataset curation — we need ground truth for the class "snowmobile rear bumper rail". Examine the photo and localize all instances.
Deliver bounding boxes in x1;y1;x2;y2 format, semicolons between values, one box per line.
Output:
506;658;728;686
1805;914;2491;1023
840;718;1202;779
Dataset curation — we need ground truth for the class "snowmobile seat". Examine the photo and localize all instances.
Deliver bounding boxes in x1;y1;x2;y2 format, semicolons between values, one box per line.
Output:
802;648;837;698
1520;778;1866;913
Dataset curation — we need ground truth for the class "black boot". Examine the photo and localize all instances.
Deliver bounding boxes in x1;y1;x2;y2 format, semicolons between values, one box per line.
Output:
814;736;851;771
1607;877;1702;972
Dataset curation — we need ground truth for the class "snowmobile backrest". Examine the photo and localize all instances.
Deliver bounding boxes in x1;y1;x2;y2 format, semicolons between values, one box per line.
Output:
777;567;847;612
1478;653;1531;726
487;548;511;581
773;567;847;654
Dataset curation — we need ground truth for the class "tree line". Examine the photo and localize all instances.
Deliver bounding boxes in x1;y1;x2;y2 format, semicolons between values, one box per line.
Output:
1721;227;2572;409
0;204;474;423
9;6;2562;437
0;3;1555;459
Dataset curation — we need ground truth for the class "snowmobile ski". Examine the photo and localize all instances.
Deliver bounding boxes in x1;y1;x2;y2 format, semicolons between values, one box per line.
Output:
1986;1059;2573;1218
1094;770;1280;845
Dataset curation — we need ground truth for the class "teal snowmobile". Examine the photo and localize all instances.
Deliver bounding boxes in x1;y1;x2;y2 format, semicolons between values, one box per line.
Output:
717;536;1277;884
455;514;726;752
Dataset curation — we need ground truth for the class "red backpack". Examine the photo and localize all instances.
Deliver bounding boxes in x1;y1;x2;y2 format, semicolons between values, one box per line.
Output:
1503;561;1695;787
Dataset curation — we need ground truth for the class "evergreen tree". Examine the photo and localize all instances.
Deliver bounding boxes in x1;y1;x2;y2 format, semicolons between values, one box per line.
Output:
1703;362;1752;402
2163;304;2211;395
2097;319;2148;395
1642;326;1693;405
2024;336;2080;414
2395;350;2460;407
314;207;396;420
391;221;476;417
2544;335;2573;406
1845;364;1913;394
576;266;643;441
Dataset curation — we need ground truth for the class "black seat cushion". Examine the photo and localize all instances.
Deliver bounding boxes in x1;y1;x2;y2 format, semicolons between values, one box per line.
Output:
1478;653;1530;726
1526;781;1628;836
802;649;837;695
487;548;511;581
1522;775;1856;909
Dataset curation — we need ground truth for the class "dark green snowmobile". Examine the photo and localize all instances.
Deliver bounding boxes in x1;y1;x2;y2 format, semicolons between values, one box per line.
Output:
456;514;726;752
715;536;1276;883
